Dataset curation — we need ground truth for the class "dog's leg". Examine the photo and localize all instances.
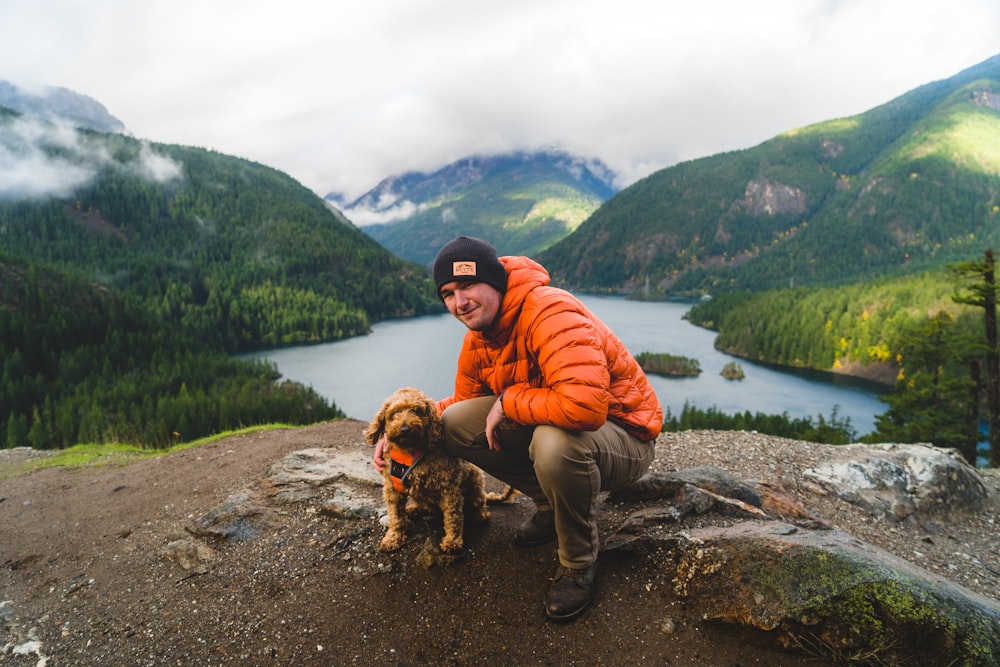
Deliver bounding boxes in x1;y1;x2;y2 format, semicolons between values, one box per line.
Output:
438;495;465;554
379;484;409;552
465;469;492;525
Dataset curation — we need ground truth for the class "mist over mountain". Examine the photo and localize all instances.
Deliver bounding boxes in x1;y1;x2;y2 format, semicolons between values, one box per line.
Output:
0;80;126;133
0;112;437;350
0;109;177;200
328;150;618;265
0;110;437;448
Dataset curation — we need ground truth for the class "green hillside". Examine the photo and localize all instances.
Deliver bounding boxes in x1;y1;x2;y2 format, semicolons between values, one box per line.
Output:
1;257;341;449
354;151;616;265
540;55;1000;296
0;117;439;351
682;265;995;462
0;111;439;449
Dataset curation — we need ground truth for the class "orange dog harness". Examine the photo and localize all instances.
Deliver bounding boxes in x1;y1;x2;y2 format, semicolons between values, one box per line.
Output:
388;448;426;494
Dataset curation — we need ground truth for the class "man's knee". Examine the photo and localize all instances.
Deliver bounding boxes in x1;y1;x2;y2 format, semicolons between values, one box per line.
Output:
530;426;587;474
440;396;493;455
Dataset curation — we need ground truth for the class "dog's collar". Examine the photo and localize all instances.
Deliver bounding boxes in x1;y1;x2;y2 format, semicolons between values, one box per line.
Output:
388;447;427;494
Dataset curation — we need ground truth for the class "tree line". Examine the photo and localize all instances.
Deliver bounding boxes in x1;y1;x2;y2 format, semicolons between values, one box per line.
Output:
1;259;341;450
687;251;1000;466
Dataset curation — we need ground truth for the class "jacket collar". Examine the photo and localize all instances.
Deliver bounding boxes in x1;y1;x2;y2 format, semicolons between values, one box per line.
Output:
481;256;550;344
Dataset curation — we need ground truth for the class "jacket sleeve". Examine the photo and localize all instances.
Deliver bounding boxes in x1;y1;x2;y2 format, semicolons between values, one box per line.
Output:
502;297;611;431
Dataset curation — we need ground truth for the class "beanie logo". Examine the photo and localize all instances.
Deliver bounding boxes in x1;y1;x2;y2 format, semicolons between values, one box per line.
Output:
453;261;477;277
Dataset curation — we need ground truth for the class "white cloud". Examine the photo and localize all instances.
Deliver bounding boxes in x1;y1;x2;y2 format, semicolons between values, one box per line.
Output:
0;115;181;199
1;0;998;200
134;143;183;183
345;199;426;227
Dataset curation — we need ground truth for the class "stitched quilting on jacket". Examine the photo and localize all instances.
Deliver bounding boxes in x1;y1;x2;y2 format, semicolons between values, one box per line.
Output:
438;255;663;441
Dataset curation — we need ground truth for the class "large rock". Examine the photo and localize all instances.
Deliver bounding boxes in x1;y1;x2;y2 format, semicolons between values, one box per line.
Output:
604;445;999;664
800;443;993;523
662;521;999;666
186;447;382;541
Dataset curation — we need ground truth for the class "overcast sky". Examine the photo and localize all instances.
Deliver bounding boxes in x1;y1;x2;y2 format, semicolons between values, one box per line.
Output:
2;0;998;201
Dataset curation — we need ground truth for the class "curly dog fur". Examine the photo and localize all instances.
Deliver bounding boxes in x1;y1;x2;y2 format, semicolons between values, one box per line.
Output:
366;387;491;554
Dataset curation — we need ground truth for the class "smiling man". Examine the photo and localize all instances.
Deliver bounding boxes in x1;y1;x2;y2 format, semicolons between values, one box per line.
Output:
420;235;662;621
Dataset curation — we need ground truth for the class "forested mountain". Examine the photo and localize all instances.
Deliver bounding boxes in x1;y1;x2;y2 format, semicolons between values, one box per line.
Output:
333;150;618;265
540;54;1000;296
0;107;439;449
0;111;439;351
682;264;998;464
685;269;971;381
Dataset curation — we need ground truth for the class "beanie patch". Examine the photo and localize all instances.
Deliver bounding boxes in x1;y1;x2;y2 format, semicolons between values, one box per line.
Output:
453;261;478;277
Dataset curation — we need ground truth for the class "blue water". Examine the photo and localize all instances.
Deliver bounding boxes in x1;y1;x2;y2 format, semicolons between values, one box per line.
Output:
246;296;888;437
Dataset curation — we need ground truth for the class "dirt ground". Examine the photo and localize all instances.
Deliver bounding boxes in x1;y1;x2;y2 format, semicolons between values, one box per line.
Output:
1;420;997;666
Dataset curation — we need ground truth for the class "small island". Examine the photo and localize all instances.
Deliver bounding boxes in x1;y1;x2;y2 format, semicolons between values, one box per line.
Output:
720;361;745;380
636;352;701;377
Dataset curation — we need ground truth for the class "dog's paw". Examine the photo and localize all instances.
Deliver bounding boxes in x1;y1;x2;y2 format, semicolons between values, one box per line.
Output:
438;534;464;554
416;537;467;568
379;530;407;552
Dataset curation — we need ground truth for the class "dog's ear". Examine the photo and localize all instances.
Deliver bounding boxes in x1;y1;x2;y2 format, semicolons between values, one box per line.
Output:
427;396;444;445
365;398;390;445
364;416;384;446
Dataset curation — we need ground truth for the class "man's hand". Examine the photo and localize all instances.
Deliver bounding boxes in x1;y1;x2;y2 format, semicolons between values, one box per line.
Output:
485;395;506;451
372;433;388;473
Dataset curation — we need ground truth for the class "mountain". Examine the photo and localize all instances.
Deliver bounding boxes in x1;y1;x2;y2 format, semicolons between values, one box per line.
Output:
0;110;439;351
0;80;126;133
539;54;1000;296
0;106;443;449
329;150;618;266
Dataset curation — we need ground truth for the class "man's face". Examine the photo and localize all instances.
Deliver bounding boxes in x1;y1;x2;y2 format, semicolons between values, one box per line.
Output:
438;280;502;331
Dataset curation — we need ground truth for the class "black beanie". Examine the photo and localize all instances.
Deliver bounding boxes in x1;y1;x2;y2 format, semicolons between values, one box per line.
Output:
432;236;508;297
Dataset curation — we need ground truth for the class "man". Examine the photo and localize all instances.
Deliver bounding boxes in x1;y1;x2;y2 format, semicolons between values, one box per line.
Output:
375;236;662;622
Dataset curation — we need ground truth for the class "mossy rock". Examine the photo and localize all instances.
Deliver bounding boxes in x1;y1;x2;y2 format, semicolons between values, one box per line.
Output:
670;521;999;665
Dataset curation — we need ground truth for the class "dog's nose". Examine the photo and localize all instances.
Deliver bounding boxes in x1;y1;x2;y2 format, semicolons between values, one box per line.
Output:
399;425;411;434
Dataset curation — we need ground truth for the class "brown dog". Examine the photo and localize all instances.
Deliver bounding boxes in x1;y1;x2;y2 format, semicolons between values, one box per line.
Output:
366;387;491;554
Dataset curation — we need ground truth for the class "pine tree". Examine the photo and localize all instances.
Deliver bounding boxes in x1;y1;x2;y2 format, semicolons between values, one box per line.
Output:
871;312;971;449
950;249;999;466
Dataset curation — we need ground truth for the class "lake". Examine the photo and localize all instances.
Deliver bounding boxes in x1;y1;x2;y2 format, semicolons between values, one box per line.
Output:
245;296;888;437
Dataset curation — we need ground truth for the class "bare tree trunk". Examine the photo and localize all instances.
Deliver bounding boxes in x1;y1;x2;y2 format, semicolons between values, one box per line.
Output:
986;250;1000;467
963;359;981;465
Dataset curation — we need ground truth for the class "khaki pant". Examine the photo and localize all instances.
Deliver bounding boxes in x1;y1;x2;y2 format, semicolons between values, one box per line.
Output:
441;396;655;569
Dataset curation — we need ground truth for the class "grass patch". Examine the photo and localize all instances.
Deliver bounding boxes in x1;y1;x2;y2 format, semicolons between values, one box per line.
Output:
0;423;297;480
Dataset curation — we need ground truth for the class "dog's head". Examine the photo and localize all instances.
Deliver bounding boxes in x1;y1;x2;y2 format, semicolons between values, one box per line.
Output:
366;386;443;452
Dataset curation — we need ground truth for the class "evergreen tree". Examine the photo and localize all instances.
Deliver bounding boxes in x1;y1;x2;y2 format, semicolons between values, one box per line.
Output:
950;249;999;466
868;312;972;450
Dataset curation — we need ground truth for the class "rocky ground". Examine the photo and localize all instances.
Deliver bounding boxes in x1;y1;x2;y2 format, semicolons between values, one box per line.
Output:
1;420;998;666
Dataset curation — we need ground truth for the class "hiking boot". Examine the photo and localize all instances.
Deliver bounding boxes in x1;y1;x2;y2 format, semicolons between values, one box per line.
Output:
545;562;596;622
513;509;556;547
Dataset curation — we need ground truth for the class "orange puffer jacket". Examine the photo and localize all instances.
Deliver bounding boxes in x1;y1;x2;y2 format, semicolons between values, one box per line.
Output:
438;256;663;441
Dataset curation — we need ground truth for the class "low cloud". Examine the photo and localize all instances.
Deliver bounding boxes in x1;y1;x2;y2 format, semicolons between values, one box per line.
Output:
343;198;425;227
0;115;181;199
